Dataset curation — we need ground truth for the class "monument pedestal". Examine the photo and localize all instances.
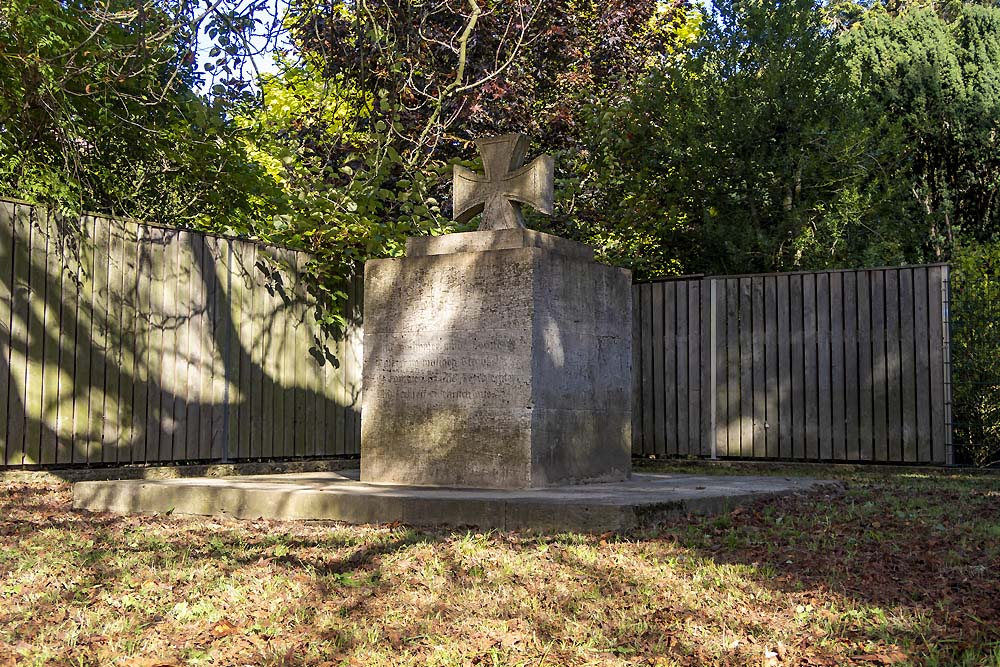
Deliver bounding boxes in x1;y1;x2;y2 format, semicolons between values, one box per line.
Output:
360;229;632;489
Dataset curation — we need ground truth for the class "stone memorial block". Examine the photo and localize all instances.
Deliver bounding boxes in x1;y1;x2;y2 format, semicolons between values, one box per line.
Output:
360;135;632;489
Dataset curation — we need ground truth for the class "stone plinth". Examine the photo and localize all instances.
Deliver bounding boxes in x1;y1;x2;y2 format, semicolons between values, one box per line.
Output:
360;230;632;489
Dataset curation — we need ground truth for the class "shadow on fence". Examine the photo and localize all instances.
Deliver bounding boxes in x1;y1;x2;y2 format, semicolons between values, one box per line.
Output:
0;198;363;468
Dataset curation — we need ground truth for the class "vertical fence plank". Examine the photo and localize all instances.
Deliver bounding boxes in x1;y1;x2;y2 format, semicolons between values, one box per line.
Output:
651;282;666;456
70;216;94;464
687;280;702;455
675;282;690;456
287;252;306;457
6;205;32;466
157;228;181;463
0;203;17;465
764;276;779;458
639;283;653;455
267;252;287;458
23;207;52;466
713;279;727;458
701;279;714;457
193;234;214;462
913;267;931;462
739;278;753;457
153;227;175;463
117;220;140;464
856;270;873;461
86;215;112;464
53;218;81;466
776;275;792;458
103;219;125;462
843;271;860;461
207;237;228;461
172;231;194;461
790;274;805;459
132;227;152;465
725;278;740;457
871;270;889;461
333;280;348;457
928;266;946;463
816;273;833;461
212;238;234;461
59;223;85;465
830;272;846;460
885;269;902;462
250;244;266;459
631;285;641;455
663;282;678;455
235;245;252;461
803;273;819;461
295;253;317;458
38;211;61;465
900;268;918;462
750;277;765;457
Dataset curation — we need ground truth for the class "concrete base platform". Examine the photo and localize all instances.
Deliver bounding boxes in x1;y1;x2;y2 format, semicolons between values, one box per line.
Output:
72;471;843;533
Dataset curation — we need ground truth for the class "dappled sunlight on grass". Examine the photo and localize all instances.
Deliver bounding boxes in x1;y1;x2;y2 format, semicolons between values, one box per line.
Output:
1;466;998;666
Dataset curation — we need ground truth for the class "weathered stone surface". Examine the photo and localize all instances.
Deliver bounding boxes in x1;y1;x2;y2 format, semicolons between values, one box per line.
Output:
406;228;592;260
453;133;554;231
361;231;632;489
72;471;846;533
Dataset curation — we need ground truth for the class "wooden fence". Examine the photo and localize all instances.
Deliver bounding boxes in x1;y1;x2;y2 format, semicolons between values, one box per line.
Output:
0;198;363;468
632;265;952;463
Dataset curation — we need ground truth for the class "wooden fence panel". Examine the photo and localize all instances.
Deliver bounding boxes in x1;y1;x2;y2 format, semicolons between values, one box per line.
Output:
1;199;361;468
631;264;950;464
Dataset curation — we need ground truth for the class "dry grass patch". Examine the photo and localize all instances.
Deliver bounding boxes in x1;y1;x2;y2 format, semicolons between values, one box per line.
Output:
0;466;998;666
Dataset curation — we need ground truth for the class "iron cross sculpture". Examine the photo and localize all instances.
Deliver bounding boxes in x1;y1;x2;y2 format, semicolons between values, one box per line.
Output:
453;134;554;231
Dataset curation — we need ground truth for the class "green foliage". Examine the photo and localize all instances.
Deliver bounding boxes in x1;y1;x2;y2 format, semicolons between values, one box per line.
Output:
0;0;277;230
846;3;1000;254
579;0;890;278
949;243;1000;467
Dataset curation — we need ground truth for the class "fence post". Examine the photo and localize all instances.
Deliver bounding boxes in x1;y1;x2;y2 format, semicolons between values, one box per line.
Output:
942;265;954;466
702;277;718;460
220;239;233;463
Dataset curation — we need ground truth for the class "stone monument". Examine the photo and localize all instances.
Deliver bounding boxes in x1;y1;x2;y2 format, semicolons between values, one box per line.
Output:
360;134;632;489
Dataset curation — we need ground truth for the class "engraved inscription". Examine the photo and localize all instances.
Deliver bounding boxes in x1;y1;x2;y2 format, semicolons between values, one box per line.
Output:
364;330;532;409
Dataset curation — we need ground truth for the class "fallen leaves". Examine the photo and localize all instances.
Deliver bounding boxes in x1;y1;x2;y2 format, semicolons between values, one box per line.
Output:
209;619;240;639
853;650;909;665
0;474;998;666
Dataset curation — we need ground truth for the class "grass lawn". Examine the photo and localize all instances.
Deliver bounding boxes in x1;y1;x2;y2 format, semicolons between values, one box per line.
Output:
1;464;998;667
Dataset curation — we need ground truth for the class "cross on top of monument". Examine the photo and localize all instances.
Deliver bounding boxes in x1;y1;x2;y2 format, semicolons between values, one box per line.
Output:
453;133;554;231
